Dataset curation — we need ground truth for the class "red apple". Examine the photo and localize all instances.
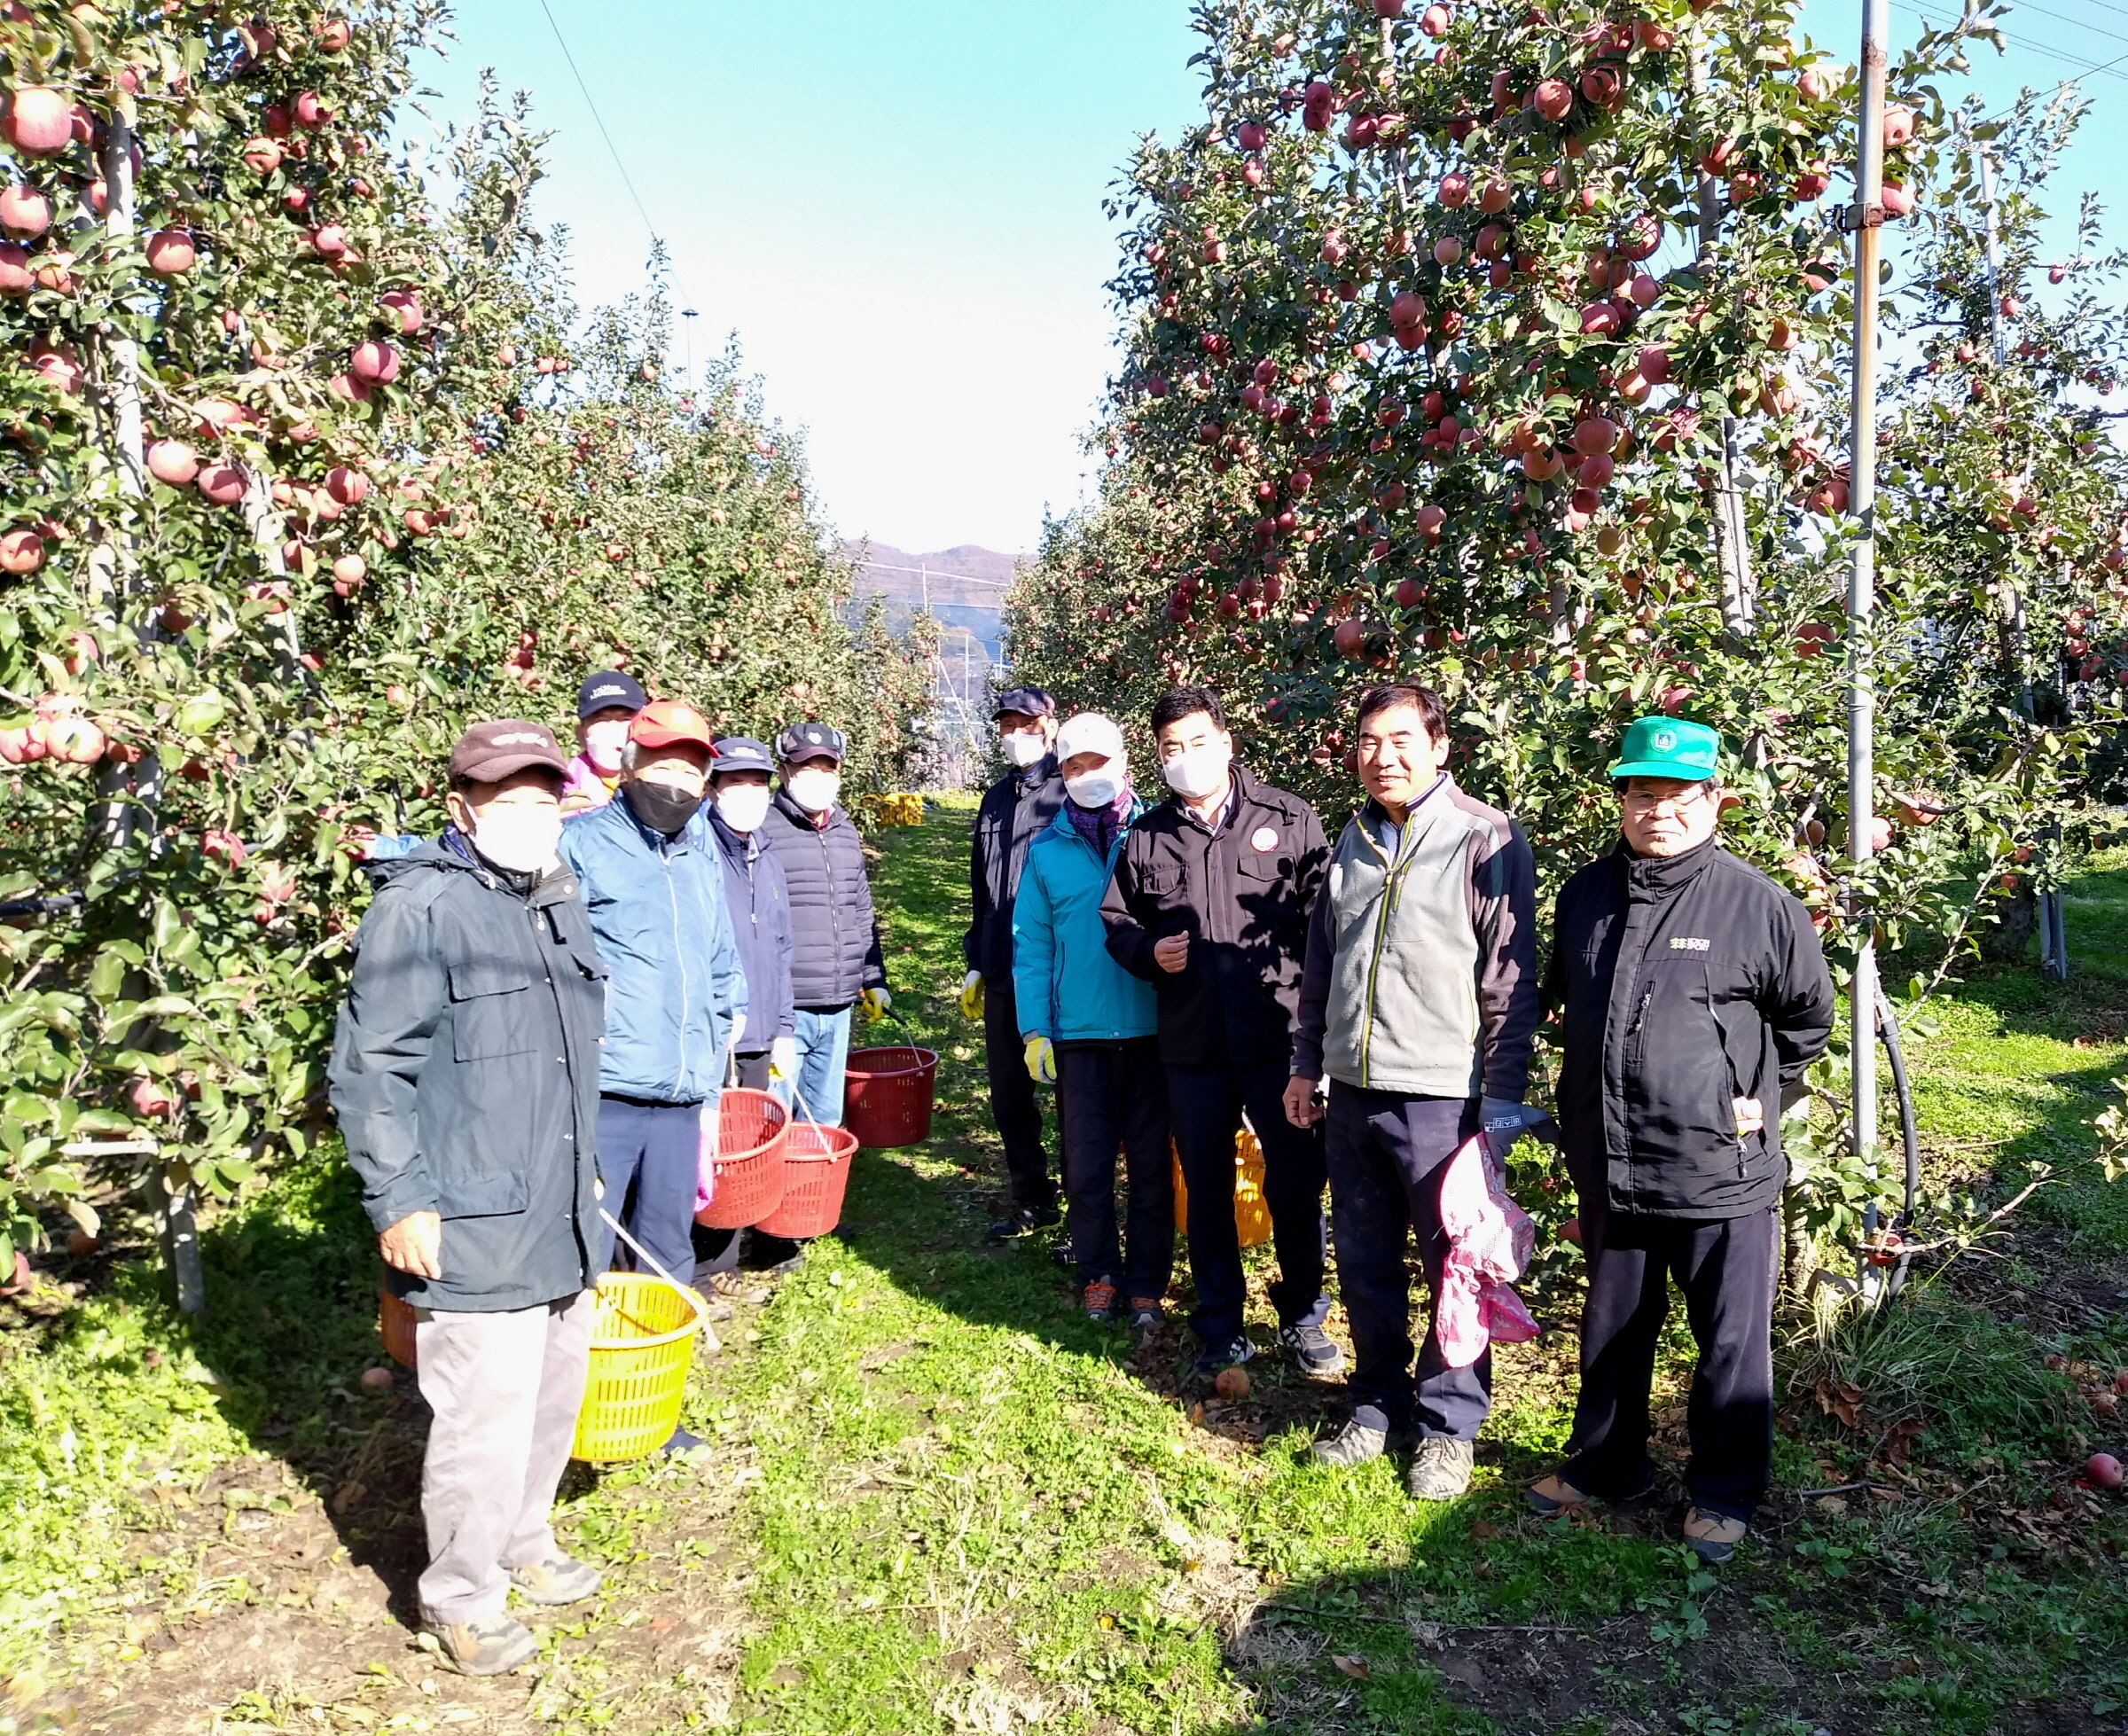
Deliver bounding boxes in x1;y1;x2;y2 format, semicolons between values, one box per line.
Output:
0;184;50;238
379;288;423;333
129;1076;175;1118
1420;3;1451;31
1560;1216;1583;1247
359;1365;395;1392
0;528;44;575
1;88;74;158
2089;1453;2124;1490
324;464;370;505
1214;1365;1251;1399
1532;79;1573;121
196;464;248;506
43;716;104;763
293;90;330;129
349;340;399;385
146;439;200;486
144;229;195;275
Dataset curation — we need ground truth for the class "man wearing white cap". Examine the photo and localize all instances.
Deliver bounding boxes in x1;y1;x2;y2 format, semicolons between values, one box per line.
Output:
1011;714;1172;1326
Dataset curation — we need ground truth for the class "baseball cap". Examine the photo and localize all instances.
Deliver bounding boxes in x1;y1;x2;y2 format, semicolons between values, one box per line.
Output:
576;669;647;720
774;720;847;764
1054;712;1124;765
991;685;1056;721
629;700;717;753
450;719;568;785
1608;716;1724;782
710;736;775;777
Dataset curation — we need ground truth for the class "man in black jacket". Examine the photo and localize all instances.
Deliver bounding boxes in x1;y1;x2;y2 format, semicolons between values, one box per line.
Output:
1101;686;1338;1380
329;721;607;1676
760;721;889;1132
963;685;1067;1239
1529;716;1835;1563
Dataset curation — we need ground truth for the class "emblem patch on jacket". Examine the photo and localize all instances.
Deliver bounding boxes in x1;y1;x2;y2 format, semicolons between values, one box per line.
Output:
1250;826;1279;851
1669;936;1711;951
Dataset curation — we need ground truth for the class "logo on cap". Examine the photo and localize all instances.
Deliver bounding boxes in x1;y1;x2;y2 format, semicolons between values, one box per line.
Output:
493;730;551;747
1654;729;1678;754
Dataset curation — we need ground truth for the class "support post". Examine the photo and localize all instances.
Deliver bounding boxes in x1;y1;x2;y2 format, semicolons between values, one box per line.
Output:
1849;0;1889;1289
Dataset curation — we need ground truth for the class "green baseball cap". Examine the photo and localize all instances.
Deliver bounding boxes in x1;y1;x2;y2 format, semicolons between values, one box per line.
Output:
1607;716;1724;782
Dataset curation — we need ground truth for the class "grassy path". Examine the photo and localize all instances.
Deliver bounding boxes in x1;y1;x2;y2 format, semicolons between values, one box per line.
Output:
4;803;2126;1733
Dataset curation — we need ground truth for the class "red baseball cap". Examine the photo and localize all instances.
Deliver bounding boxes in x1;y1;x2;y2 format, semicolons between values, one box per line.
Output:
628;700;716;754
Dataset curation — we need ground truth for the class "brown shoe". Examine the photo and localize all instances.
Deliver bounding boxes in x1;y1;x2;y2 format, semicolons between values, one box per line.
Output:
1682;1507;1749;1563
428;1613;537;1676
703;1270;771;1306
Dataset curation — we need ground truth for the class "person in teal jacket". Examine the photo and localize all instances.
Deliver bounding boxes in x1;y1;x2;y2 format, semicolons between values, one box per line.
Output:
556;700;747;1356
1013;712;1173;1327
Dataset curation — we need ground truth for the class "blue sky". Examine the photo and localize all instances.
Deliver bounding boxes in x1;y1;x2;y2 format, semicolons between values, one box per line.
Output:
420;2;2124;557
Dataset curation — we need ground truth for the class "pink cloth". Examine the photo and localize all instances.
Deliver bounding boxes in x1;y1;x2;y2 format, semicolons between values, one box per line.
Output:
1434;1132;1540;1368
560;752;618;811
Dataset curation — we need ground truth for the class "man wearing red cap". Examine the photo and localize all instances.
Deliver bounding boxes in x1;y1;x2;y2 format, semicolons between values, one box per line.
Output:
558;700;747;1454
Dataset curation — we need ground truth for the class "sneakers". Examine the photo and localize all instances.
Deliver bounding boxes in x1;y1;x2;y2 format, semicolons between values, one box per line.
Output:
987;1203;1061;1241
1190;1335;1256;1380
1279;1322;1346;1378
1310;1417;1389;1468
1125;1296;1165;1330
703;1270;771;1306
1082;1279;1119;1321
1405;1436;1475;1501
428;1613;537;1676
507;1554;604;1606
661;1427;710;1460
1683;1507;1749;1563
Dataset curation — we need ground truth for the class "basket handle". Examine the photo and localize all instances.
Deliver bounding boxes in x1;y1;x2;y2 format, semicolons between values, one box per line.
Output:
598;1207;719;1353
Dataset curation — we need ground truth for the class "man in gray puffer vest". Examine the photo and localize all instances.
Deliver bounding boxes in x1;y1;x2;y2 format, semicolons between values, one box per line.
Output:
1286;682;1541;1501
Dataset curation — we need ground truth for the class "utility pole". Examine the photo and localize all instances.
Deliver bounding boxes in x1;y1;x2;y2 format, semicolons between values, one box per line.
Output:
1849;0;1889;1288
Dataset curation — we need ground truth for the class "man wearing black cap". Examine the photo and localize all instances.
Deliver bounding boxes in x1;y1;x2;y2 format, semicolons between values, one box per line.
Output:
560;669;648;816
330;720;607;1676
964;685;1066;1239
761;721;890;1135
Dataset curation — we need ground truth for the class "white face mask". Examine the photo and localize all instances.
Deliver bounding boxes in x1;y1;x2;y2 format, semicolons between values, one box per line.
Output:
715;782;772;833
1001;730;1048;769
1065;769;1122;809
786;767;841;815
471;805;563;874
1161;746;1232;802
582;718;630;774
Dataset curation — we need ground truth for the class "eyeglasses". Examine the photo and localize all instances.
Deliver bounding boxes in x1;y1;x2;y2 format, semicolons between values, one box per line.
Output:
1619;783;1712;815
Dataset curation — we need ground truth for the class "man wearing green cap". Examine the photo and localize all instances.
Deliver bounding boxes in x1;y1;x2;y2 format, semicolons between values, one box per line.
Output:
1528;716;1834;1563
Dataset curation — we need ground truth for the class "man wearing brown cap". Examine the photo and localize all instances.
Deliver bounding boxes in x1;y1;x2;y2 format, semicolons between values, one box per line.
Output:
330;720;609;1676
558;700;747;1449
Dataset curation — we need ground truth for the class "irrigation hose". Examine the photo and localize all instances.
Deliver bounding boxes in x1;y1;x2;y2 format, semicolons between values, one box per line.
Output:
1874;989;1923;1301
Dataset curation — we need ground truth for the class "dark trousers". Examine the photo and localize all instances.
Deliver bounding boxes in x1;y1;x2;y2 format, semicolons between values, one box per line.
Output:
1058;1039;1174;1300
1167;1059;1329;1347
984;977;1054;1209
1326;1083;1490;1440
692;1052;801;1276
595;1097;701;1281
1561;1178;1780;1521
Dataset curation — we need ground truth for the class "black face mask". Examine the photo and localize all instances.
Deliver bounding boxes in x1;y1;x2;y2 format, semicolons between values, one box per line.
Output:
625;778;702;837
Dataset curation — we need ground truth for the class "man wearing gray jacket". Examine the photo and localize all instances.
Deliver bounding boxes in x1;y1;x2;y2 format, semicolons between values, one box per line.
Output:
1285;682;1541;1500
330;721;608;1676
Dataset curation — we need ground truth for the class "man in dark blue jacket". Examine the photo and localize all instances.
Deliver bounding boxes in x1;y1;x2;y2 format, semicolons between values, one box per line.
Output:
557;700;747;1392
694;736;801;1286
330;720;606;1676
963;685;1066;1239
760;721;888;1127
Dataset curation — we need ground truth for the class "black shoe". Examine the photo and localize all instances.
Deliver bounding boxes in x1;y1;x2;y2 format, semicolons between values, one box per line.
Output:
660;1427;708;1460
1190;1335;1256;1380
1279;1322;1346;1378
987;1204;1061;1241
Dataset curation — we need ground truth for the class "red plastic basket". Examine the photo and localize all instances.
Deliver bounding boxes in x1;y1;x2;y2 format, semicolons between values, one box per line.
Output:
693;1088;788;1228
379;1279;418;1369
756;1122;859;1239
842;1045;939;1148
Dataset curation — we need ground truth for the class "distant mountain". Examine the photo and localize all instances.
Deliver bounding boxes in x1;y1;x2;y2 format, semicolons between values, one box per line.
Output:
842;542;1020;665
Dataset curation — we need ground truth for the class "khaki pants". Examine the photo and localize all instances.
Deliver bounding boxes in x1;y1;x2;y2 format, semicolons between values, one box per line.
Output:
412;1287;597;1625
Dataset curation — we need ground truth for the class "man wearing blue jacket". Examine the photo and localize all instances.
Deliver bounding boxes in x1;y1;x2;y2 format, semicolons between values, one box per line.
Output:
557;700;747;1372
1013;713;1173;1327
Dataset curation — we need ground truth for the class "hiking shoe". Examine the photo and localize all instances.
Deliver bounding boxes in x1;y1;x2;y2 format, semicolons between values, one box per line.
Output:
1082;1278;1119;1322
1279;1322;1347;1378
704;1271;771;1306
988;1204;1061;1241
1406;1436;1475;1500
428;1613;537;1676
1683;1507;1749;1564
507;1554;604;1606
1125;1296;1166;1330
1310;1417;1389;1468
1190;1335;1256;1380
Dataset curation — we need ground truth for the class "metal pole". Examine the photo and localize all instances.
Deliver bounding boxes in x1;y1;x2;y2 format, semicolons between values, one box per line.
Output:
1850;0;1889;1288
1978;146;2007;368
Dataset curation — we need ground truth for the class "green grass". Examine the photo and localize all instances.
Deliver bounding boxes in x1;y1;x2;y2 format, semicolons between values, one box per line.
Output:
3;800;2126;1732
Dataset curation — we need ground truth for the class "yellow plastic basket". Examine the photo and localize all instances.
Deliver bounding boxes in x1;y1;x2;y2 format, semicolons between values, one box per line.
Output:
569;1271;705;1463
1170;1127;1274;1250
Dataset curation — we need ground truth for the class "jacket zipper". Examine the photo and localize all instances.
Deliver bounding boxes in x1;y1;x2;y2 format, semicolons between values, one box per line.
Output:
1356;827;1399;1088
663;845;691;1091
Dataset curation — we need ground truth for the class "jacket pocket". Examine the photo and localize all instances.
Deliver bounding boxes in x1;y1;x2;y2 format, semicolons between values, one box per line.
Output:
1624;958;1736;1158
436;1167;530;1219
449;960;535;1060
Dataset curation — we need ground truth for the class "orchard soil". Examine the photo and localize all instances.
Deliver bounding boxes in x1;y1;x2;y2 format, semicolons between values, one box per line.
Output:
4;801;2127;1735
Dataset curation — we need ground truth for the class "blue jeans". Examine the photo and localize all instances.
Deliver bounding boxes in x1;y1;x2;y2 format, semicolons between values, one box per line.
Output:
786;1005;853;1127
1325;1083;1490;1441
1167;1059;1330;1349
595;1097;702;1282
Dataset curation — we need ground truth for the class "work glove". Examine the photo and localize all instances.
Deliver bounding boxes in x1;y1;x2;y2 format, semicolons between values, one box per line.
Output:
769;1035;798;1083
860;987;891;1024
958;970;986;1020
1480;1098;1559;1148
1023;1035;1057;1084
729;1011;747;1053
